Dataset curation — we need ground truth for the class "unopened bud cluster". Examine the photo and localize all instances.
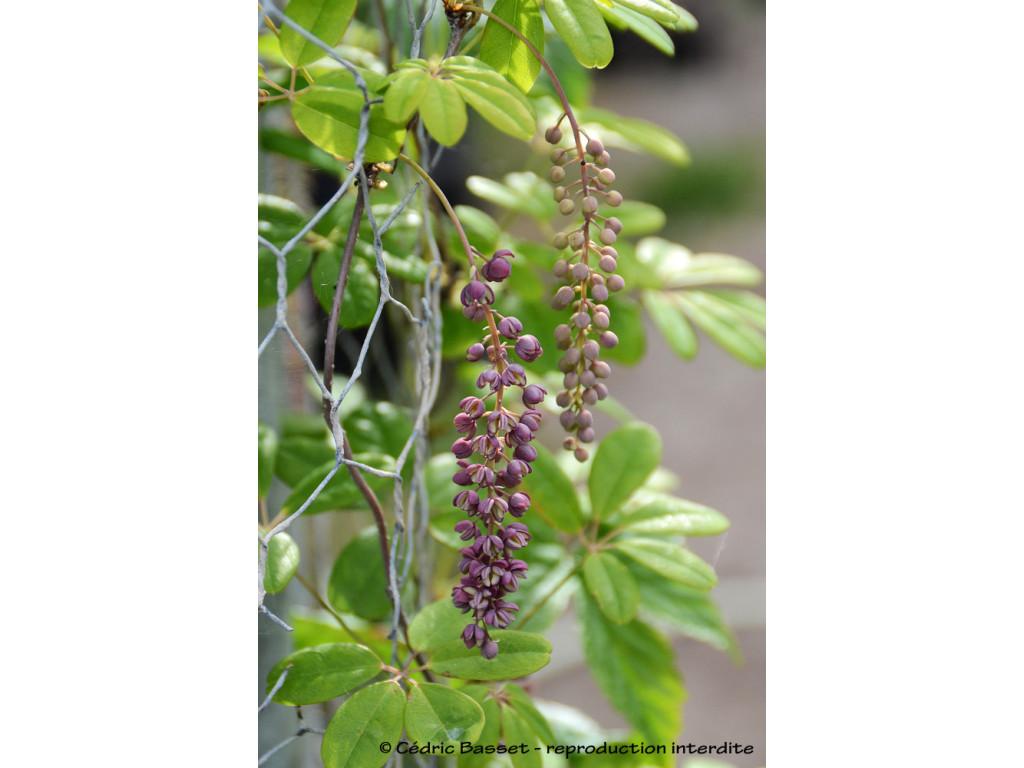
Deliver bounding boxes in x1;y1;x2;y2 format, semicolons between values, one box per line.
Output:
544;124;626;462
451;248;546;658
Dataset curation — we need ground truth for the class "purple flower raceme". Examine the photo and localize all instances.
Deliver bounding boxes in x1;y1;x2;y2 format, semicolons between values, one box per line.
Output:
451;249;546;658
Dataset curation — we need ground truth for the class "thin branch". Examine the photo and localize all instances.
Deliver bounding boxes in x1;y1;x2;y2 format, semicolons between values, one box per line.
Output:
294;571;371;647
516;561;583;630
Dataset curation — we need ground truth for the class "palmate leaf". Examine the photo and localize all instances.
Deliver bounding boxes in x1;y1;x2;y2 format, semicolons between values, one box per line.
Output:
525;442;585;533
444;56;537;140
677;291;766;368
588;422;662;520
643;288;698;359
421;77;467;146
465;172;550;221
613;536;718;590
429;631;552;680
266;642;382;705
480;0;545;93
582;551;640;624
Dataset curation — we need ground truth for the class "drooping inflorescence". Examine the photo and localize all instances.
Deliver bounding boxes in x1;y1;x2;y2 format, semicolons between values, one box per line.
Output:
545;123;626;462
450;248;547;658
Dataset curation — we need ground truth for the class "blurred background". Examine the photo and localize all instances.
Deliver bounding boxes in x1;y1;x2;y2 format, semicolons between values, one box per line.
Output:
260;0;764;764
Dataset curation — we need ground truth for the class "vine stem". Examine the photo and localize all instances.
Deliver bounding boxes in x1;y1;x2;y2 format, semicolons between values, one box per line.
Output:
516;560;583;630
323;189;367;421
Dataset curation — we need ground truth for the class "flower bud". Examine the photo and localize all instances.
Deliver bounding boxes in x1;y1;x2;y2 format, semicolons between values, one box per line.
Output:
514;443;538;463
578;427;596;443
549;166;565;183
460;280;492;307
514;334;543;362
599;331;619;348
606;217;623;234
598;168;616;185
508;492;531;515
553;186;567;202
599;228;617;245
558;198;576;216
577;409;593;428
466;342;486;361
555;390;572;408
553;259;570;277
571;262;590;281
597;151;611;167
568;231;586;249
591;284;609;302
522;384;546;405
592;360;611;378
563;436;576;451
553;232;569;250
552;286;575;310
586;137;604;156
593;312;610;330
563;371;578;389
481;254;512;282
497;316;523;340
582;339;600;360
550;148;567;163
573;311;591;329
582;387;598;405
606;190;622;206
582;196;598;214
559;409;576;429
481;639;499;659
574;446;590;462
607;274;625;292
593;382;609;400
554;324;572;344
545;125;563;144
579;369;596;388
564;346;581;365
598;254;617;273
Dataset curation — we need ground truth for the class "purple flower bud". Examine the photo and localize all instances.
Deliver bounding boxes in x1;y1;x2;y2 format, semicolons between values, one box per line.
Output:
466;342;486;361
578;427;595;443
555;390;572;408
559;409;576;430
599;331;619;349
577;409;593;428
508;492;530;516
455;520;479;541
508;422;534;446
460;397;487;417
501;363;527;387
451;437;474;459
497;316;523;340
522;384;546;406
454;412;478;436
481;252;513;282
592;360;611;378
572;262;590;281
453;489;480;511
476;368;501;391
462;624;479;648
481;640;499;659
582;340;601;360
514;335;543;362
579;369;596;388
514;444;538;463
551;286;575;310
519;412;541;432
460;281;493;307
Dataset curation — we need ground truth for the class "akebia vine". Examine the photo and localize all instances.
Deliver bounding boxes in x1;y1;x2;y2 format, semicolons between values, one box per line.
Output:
258;1;764;766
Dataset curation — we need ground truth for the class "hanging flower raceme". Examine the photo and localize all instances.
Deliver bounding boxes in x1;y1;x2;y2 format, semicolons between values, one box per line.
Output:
545;126;625;462
450;249;546;659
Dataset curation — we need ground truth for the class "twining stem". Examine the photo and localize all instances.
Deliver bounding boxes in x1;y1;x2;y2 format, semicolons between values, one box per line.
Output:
516;560;583;630
294;571;371;646
398;152;474;272
322;188;366;422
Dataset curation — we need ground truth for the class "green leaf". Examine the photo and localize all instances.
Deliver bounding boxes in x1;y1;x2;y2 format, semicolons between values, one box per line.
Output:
665;3;699;32
617;493;730;536
600;5;675;57
676;292;766;368
328;527;393;620
258;421;279;499
408;598;470;653
545;0;614;68
702;289;766;331
275;434;334;488
458;697;502;768
533;700;605;747
260;127;350;175
503;683;556;745
582;552;640;624
614;536;717;589
267;642;382;705
421;77;468;146
258;244;313;308
480;0;545;93
406;684;486;745
588;422;662;520
606;200;666;235
503;708;542;768
383;67;430;122
643;289;697;359
465;173;550;221
625;561;739;658
578;590;683;743
344;401;414;460
613;0;678;23
311;249;380;329
263;532;301;594
637;238;763;288
526;443;585;533
451;75;536;141
280;454;394;515
279;0;358;68
322;681;405;768
578;106;688;165
430;631;552;680
291;69;406;163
